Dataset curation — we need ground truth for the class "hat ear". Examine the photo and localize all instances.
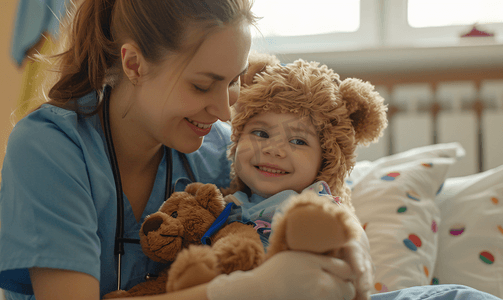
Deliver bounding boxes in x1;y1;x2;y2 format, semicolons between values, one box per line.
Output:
339;78;388;146
240;51;280;86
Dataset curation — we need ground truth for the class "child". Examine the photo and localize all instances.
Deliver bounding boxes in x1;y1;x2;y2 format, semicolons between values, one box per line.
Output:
222;52;388;249
203;52;387;300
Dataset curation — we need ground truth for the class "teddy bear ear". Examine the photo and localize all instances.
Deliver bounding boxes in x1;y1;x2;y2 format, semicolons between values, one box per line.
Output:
184;182;205;196
339;78;388;146
191;183;226;218
240;51;280;86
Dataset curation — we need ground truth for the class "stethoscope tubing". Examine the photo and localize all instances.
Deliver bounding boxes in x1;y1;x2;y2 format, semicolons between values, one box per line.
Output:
101;85;194;290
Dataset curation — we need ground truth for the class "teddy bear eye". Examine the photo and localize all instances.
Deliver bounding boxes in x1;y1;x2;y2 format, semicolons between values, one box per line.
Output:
170;211;178;218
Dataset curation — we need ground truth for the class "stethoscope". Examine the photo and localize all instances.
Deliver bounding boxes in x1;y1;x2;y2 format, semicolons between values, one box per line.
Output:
101;85;196;290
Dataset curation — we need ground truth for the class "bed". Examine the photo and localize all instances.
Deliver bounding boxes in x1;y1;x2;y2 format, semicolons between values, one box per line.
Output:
348;79;503;298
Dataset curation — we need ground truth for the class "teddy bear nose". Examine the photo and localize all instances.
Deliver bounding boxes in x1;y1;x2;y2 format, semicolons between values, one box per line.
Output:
143;215;164;235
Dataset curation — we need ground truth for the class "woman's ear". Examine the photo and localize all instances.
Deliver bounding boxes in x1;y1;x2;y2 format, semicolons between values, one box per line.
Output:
121;43;147;86
339;78;388;146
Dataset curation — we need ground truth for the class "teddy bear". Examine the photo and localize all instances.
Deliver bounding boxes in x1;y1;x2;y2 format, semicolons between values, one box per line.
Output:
103;184;363;299
102;182;265;298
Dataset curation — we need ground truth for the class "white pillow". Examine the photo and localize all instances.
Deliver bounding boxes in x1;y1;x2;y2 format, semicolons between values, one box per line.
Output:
433;164;503;298
348;143;465;294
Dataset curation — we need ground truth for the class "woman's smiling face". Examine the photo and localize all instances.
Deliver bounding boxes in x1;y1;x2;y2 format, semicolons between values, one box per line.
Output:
234;112;323;198
132;22;252;154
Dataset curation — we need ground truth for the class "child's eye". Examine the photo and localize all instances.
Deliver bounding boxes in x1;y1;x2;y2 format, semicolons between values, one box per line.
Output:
251;130;269;138
194;85;209;92
290;139;307;146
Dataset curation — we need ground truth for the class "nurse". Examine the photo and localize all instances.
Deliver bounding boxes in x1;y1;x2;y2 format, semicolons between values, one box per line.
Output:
0;0;371;299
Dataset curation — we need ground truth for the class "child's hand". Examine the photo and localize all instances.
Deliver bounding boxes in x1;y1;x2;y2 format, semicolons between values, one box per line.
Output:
340;235;375;300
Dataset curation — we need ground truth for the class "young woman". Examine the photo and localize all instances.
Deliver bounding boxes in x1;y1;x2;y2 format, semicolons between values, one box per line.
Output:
0;1;373;299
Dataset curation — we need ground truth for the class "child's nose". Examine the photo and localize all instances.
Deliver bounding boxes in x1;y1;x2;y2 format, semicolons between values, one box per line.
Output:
262;143;286;158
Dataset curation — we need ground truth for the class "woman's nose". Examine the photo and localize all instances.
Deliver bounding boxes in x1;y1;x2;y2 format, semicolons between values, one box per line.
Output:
207;90;232;122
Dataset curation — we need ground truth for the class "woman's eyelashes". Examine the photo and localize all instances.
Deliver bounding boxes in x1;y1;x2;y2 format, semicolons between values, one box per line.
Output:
193;78;240;93
250;130;308;146
194;84;210;92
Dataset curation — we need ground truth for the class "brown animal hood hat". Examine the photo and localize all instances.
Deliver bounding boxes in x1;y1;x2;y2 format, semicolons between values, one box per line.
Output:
226;52;388;199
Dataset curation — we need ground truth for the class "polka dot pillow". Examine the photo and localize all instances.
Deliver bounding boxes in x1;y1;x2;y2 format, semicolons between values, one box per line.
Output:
433;164;503;298
348;143;465;294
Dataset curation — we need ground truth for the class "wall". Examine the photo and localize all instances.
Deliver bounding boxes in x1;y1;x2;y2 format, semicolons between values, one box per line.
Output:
1;2;23;298
0;1;23;184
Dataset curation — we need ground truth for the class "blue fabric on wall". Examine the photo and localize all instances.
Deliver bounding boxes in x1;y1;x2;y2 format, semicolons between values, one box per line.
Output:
11;0;69;66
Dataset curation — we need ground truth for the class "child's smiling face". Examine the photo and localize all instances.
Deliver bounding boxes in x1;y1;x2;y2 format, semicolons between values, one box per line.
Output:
234;112;323;198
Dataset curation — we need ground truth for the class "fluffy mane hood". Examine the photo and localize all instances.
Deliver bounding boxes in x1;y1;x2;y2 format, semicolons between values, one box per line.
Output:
225;52;388;210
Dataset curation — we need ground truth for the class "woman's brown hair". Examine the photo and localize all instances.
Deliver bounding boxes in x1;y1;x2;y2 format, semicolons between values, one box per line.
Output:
45;0;258;115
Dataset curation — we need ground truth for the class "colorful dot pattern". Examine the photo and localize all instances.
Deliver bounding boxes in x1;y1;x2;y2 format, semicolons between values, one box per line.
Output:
434;192;502;295
381;172;400;181
406;191;421;201
449;223;465;236
436;182;444;195
424;265;429;277
479;251;495;265
372;162;443;293
354;157;501;295
431;220;438;233
374;283;388;293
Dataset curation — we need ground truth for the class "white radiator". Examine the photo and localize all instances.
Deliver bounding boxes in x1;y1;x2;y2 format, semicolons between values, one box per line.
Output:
356;79;503;177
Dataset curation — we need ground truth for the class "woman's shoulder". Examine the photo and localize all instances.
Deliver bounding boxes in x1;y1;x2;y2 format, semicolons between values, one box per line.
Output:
10;94;100;148
5;98;104;179
9;105;76;150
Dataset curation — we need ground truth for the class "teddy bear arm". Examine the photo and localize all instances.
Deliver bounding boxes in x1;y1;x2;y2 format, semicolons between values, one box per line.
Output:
211;221;257;242
211;222;265;274
166;245;220;293
269;193;362;256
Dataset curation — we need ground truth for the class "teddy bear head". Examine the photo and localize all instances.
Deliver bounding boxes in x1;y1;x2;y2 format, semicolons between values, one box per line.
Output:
139;182;226;263
227;52;388;209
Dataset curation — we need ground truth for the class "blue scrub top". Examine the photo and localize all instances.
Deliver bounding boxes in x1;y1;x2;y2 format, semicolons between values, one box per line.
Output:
0;91;232;299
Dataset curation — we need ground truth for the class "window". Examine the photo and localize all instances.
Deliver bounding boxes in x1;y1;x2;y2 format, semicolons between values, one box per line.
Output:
386;0;503;47
251;0;379;53
408;0;503;28
251;0;360;37
250;0;503;53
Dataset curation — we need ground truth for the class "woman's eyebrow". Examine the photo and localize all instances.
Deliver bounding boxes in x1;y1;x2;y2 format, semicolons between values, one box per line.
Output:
196;63;250;81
